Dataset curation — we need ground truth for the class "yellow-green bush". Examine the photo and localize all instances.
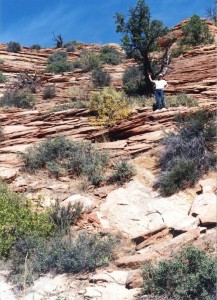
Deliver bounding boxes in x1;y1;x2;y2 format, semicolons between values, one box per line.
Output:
0;182;54;256
89;87;130;126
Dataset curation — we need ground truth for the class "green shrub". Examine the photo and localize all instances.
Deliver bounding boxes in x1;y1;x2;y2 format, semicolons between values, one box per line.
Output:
170;46;191;58
51;100;87;112
156;110;216;196
46;51;72;74
47;51;67;64
108;160;135;184
166;93;198;107
180;15;214;46
0;181;54;257
99;46;122;65
91;68;111;87
142;246;216;300
0;90;36;108
42;85;56;99
7;41;21;53
31;44;41;50
81;53;102;71
71;59;83;69
21;136;109;185
10;232;117;286
123;66;146;95
0;127;4;141
0;72;6;83
158;159;199;196
89;87;130;126
50;200;83;233
63;41;76;52
46;60;72;74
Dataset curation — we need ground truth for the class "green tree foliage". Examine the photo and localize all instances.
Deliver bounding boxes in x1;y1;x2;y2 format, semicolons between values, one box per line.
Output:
142;246;216;300
180;15;214;46
7;41;21;53
115;0;168;94
0;182;54;256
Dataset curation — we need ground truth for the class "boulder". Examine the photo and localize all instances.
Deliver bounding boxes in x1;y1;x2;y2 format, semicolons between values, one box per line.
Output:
189;193;216;225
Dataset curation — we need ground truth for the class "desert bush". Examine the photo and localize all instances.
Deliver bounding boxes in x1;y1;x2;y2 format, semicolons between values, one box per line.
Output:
46;51;72;74
155;110;216;196
142;246;216;300
123;65;146;95
180;15;214;46
50;200;83;233
0;181;54;257
42;85;56;99
0;127;4;141
51;100;88;112
10;232;117;286
7;41;21;53
0;90;36;108
170;46;191;58
63;41;76;52
99;45;122;65
46;60;73;74
89;87;130;126
157;159;199;196
21;136;109;185
166;93;198;107
81;53;102;71
91;68;111;87
31;44;41;50
47;51;67;64
71;59;84;69
0;72;6;83
0;58;4;64
108;160;135;184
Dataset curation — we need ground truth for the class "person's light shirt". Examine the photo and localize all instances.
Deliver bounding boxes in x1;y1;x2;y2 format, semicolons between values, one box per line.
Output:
153;79;167;90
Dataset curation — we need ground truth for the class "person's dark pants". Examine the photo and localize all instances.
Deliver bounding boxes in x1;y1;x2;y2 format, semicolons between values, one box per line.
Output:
155;89;166;109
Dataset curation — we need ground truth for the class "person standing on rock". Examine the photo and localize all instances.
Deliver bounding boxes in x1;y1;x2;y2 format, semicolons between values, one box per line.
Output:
148;73;168;111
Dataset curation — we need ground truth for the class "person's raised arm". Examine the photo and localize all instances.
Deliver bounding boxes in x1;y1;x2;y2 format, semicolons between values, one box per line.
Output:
148;73;154;83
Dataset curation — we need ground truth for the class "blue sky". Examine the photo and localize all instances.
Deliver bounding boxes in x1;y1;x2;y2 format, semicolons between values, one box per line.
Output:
0;0;214;47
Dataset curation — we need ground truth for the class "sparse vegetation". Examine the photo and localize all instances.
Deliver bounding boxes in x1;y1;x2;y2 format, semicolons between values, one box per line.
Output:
91;68;111;87
31;44;41;50
99;45;122;65
0;127;4;141
0;90;36;108
46;51;72;74
0;181;54;257
42;85;56;99
89;87;130;126
21;136;109;185
142;246;216;300
63;41;76;52
166;93;198;107
123;66;146;95
50;200;83;233
7;41;21;53
180;15;214;46
155;110;216;196
10;232;117;287
108;160;136;184
0;72;6;83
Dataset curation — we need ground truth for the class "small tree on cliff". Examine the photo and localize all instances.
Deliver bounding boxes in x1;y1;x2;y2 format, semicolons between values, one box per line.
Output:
180;15;214;46
114;0;168;95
